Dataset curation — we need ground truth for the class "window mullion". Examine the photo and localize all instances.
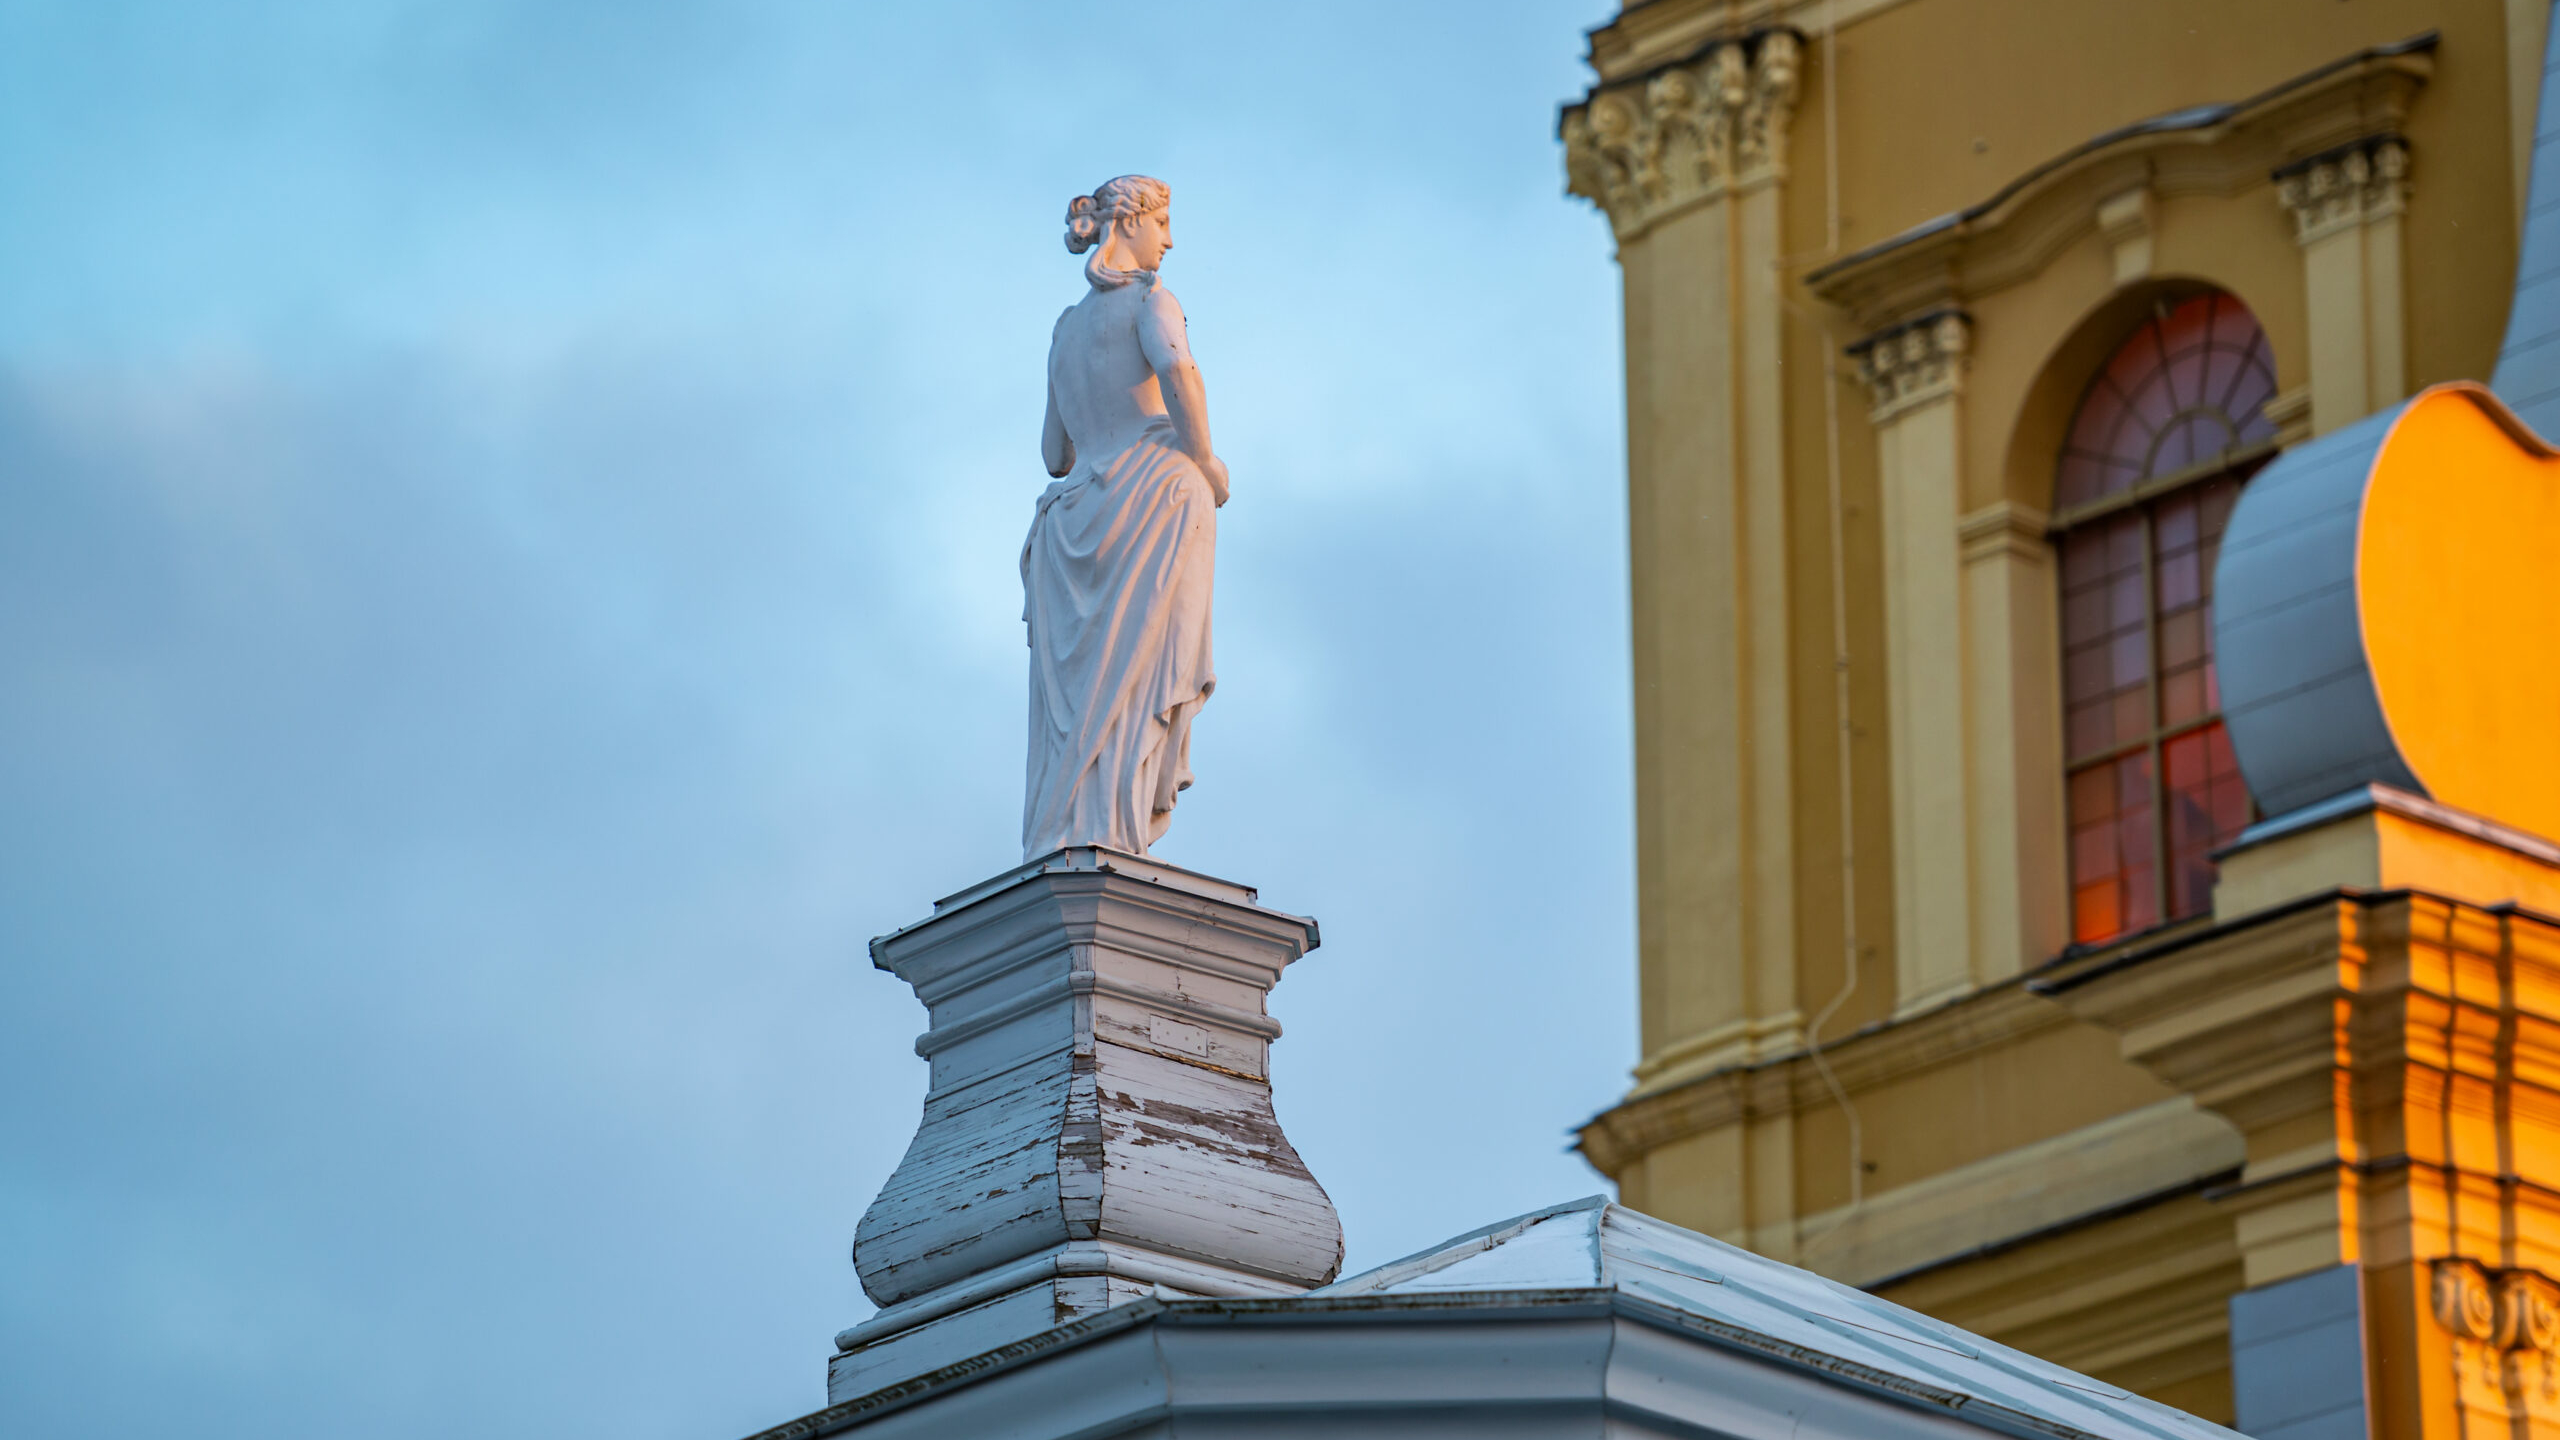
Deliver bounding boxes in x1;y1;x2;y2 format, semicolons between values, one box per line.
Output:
2141;507;2167;926
2067;734;2156;770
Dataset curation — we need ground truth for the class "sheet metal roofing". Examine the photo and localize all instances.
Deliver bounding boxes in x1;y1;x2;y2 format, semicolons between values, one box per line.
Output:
1318;1196;2243;1440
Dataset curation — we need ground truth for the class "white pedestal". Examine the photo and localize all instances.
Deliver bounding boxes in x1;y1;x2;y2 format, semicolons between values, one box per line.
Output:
831;848;1340;1403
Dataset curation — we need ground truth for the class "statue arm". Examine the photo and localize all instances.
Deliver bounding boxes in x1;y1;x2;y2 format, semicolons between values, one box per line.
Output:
1040;310;1076;478
1041;378;1074;478
1138;287;1229;506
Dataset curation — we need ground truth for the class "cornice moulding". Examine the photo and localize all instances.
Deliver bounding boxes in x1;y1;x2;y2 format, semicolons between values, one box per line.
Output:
2224;782;2560;871
1584;0;1918;81
1773;1098;2243;1291
1597;881;2560;1173
1578;977;2069;1175
1803;33;2436;333
2035;892;2560;1135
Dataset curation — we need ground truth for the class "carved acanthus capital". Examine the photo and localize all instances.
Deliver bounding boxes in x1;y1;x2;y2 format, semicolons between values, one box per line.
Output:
1738;31;1802;186
1562;29;1804;238
1854;310;1972;422
2274;135;2410;245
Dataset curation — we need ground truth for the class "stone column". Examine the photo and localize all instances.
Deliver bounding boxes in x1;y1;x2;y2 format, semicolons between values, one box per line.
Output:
835;847;1339;1403
2277;137;2412;436
1856;312;1976;1018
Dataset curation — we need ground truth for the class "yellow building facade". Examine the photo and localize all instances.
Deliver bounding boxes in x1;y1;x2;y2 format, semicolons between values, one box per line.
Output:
1561;1;2560;1432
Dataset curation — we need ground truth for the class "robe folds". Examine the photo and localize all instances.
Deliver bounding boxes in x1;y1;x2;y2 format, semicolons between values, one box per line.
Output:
1020;415;1216;859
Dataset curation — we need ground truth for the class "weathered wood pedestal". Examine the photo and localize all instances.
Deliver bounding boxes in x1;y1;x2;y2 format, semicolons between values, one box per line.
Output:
832;847;1342;1403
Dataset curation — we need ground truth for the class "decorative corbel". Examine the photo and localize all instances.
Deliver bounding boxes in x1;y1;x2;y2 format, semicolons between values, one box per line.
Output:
2499;1270;2560;1355
2439;1258;2500;1342
2434;1257;2560;1359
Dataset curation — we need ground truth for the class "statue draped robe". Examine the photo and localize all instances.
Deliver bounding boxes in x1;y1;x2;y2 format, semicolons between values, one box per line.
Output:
1020;414;1217;859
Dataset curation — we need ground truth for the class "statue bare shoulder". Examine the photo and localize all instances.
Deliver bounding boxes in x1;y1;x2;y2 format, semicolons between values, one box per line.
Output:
1135;284;1193;376
1136;285;1226;505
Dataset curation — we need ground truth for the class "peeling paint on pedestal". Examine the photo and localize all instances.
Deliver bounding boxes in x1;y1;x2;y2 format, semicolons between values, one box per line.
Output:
833;848;1340;1401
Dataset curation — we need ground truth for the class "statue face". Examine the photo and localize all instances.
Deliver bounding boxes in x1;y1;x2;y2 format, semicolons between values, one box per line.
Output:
1119;207;1172;270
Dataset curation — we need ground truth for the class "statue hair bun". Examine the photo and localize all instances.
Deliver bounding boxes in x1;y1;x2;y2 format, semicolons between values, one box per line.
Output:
1064;195;1101;254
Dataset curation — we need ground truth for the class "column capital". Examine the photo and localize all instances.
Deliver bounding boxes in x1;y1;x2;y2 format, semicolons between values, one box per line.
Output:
1562;29;1805;239
1737;30;1803;189
2274;135;2411;245
1852;309;1972;422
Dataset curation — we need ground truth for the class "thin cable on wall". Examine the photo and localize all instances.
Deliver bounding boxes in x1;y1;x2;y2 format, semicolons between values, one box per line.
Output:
1798;0;1868;1255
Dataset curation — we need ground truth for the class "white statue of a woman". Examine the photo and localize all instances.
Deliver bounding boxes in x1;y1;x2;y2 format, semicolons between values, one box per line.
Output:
1020;175;1231;861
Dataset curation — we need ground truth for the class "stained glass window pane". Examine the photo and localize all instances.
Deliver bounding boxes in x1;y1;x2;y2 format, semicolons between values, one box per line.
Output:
2055;296;2271;949
2162;721;2250;918
2071;750;2159;945
2053;294;2277;512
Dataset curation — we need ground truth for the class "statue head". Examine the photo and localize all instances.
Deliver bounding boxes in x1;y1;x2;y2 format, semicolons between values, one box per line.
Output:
1064;175;1172;290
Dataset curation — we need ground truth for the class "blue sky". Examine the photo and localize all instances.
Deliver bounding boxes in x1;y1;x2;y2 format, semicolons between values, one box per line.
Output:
0;2;1631;1435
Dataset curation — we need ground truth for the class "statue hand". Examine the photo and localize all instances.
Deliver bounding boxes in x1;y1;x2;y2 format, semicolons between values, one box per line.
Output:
1203;455;1231;507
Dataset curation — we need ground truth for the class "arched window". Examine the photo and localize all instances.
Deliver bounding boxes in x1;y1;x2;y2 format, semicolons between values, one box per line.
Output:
2055;293;2276;946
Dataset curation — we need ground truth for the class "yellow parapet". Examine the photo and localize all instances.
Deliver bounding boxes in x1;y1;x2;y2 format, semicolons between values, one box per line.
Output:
2360;385;2560;842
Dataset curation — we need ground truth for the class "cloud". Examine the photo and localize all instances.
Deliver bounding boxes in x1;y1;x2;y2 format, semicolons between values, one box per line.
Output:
0;3;1631;1436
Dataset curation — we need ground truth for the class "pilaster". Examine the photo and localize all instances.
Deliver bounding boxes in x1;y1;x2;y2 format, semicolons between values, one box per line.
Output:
1856;311;1976;1018
1565;30;1808;1088
1737;31;1805;1060
1958;500;2065;984
2276;136;2412;435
